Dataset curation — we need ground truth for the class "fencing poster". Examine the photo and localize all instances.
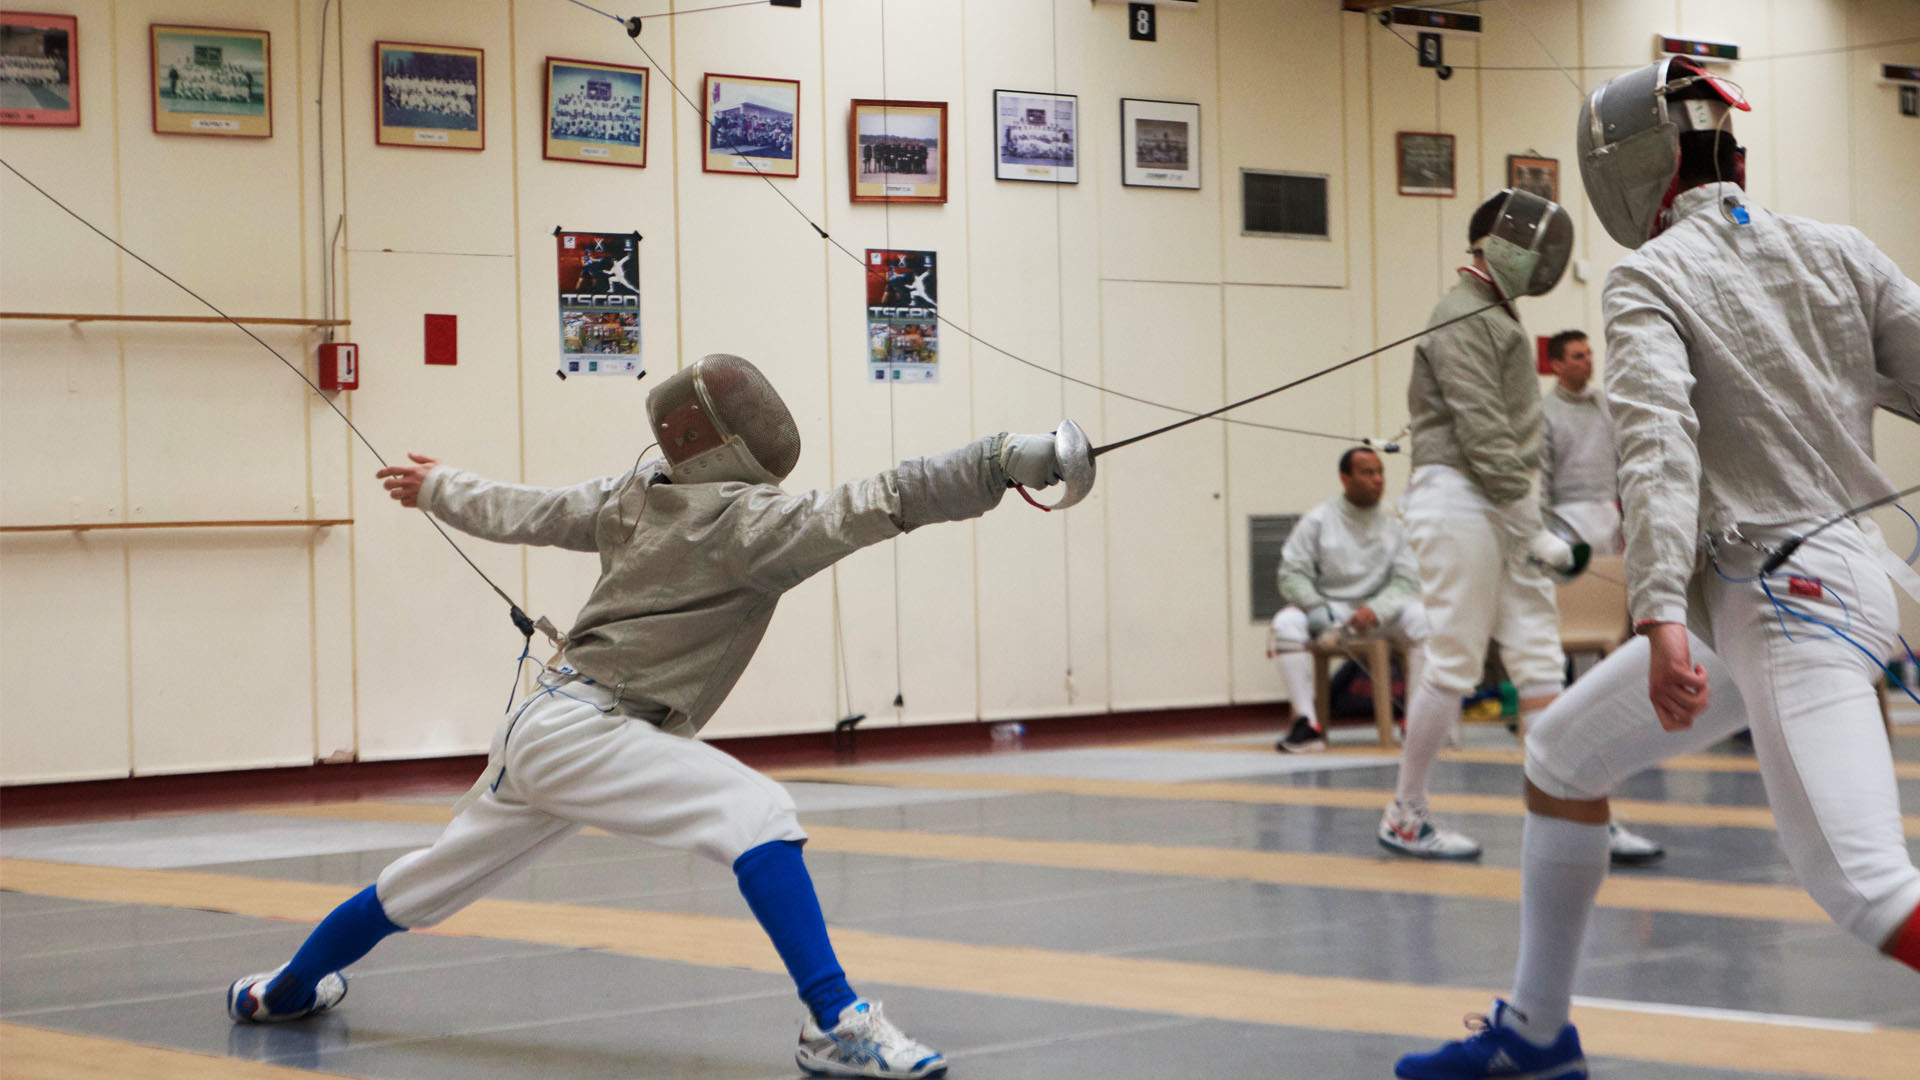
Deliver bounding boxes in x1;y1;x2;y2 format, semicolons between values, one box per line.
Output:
865;248;938;383
555;230;641;376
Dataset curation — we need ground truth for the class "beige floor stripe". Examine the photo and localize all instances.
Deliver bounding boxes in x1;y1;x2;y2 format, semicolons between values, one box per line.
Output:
1135;738;1920;779
252;800;1828;924
0;858;1911;1079
0;1021;360;1080
764;768;1920;837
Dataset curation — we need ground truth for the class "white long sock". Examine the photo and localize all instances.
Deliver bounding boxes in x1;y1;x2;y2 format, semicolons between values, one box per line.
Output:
1507;812;1610;1047
1274;651;1317;728
1393;678;1456;807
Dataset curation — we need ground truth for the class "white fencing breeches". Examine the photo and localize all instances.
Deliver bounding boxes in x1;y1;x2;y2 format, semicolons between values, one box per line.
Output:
1552;499;1623;555
1525;522;1920;948
1403;465;1565;695
376;674;806;929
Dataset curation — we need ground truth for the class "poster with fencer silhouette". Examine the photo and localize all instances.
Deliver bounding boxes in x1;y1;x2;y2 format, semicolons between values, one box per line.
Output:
865;249;938;384
556;231;641;377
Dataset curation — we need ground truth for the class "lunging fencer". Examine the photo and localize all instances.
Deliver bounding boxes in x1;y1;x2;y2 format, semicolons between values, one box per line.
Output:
1381;187;1660;864
1397;57;1920;1080
1268;445;1428;753
227;353;1085;1080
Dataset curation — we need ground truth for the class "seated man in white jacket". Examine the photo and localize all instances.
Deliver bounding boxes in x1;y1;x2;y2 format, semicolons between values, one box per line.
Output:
1268;446;1427;753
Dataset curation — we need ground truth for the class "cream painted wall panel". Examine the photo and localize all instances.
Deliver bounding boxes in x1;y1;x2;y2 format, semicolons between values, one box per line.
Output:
112;0;304;316
339;0;514;257
1082;0;1219;286
343;252;524;758
0;0;117;311
1766;2;1850;222
127;533;312;773
1222;285;1370;704
0;327;123;523
1217;0;1346;288
1101;280;1228;710
0;536;131;782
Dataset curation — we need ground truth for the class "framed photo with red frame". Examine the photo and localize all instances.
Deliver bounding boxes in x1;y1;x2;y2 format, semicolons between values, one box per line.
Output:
150;23;270;138
543;56;647;168
849;98;948;204
1;11;79;127
375;41;482;151
702;72;798;177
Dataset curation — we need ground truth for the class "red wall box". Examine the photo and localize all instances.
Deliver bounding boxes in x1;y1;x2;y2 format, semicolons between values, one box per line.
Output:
424;314;457;365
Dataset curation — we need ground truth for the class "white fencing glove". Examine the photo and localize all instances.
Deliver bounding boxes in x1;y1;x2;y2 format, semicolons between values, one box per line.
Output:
1527;530;1578;574
1000;433;1060;489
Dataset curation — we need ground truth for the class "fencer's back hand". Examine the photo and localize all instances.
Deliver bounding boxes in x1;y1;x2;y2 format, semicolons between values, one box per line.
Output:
1645;622;1709;732
375;452;440;509
1000;433;1060;489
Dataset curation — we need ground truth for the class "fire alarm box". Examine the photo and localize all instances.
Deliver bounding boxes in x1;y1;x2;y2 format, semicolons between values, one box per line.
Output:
319;342;359;390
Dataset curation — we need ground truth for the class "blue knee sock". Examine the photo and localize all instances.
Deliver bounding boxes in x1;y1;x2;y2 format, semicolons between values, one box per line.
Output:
734;839;857;1026
263;884;405;1012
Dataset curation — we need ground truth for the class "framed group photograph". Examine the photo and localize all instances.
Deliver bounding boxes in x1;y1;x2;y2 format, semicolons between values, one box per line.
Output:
703;72;798;177
150;24;270;138
1507;153;1558;203
994;89;1077;184
376;41;482;150
1;11;78;127
1396;131;1455;197
1121;97;1199;189
850;98;947;203
544;57;646;167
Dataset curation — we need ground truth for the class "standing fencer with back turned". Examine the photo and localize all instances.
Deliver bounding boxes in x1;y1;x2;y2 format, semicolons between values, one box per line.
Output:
1396;57;1920;1080
226;353;1079;1080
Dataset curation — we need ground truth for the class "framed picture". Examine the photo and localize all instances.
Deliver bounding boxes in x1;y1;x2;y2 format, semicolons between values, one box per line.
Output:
703;72;798;177
1121;97;1199;189
1397;131;1455;197
1507;153;1558;203
850;98;947;203
1;11;78;127
375;41;482;150
150;24;269;138
544;57;646;167
994;89;1077;184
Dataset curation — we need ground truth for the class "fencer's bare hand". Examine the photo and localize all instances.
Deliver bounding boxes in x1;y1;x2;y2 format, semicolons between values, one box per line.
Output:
375;453;439;509
1645;622;1709;731
1347;607;1380;633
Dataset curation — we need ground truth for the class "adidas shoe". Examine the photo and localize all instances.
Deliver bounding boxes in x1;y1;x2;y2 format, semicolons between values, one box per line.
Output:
227;964;347;1023
1378;801;1482;860
797;1000;947;1079
1394;1000;1587;1079
1607;822;1664;866
1275;716;1327;754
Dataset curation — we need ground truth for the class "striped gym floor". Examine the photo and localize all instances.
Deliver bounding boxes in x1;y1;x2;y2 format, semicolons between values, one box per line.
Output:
3;716;1916;1079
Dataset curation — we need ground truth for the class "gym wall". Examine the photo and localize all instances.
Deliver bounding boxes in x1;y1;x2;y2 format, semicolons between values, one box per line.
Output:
3;0;1915;782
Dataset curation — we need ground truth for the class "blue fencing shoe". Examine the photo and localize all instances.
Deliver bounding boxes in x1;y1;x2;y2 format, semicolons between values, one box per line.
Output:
1394;1000;1587;1080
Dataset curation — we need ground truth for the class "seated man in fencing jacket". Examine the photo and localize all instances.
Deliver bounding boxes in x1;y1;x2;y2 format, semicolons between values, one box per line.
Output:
226;354;1075;1080
1268;445;1427;753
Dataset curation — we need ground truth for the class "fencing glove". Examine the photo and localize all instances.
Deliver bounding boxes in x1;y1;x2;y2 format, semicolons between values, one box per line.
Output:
1000;433;1060;489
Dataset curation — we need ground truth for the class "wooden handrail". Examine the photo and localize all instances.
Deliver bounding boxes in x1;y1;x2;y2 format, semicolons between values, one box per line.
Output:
1;312;350;327
1;519;352;534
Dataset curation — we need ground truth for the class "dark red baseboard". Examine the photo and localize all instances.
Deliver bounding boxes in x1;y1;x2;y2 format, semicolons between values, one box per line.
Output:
0;702;1298;827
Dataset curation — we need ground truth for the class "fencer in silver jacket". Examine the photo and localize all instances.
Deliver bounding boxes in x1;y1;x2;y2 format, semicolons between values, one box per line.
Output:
1406;270;1543;507
418;434;1013;733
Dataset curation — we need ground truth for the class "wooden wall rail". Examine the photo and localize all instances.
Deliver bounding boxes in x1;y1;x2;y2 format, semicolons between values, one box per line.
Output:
1;312;349;327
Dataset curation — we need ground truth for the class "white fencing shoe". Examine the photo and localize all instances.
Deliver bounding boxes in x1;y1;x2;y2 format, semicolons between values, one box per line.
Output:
1378;800;1482;860
796;1000;947;1078
227;964;347;1023
1608;822;1665;865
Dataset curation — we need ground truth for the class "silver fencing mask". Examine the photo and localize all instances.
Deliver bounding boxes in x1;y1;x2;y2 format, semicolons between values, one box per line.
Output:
1577;57;1749;249
1476;188;1574;300
646;354;801;485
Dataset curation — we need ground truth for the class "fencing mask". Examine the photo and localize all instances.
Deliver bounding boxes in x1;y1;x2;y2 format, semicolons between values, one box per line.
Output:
1577;57;1750;249
1471;188;1574;300
646;353;802;485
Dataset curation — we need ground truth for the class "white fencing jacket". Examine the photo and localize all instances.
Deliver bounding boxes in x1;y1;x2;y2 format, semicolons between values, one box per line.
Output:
1276;495;1421;624
1540;383;1618;508
421;435;1011;732
1602;182;1920;625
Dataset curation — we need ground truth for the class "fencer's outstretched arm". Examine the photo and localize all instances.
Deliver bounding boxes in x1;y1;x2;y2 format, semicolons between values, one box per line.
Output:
1601;265;1702;628
733;434;1015;592
410;462;630;553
